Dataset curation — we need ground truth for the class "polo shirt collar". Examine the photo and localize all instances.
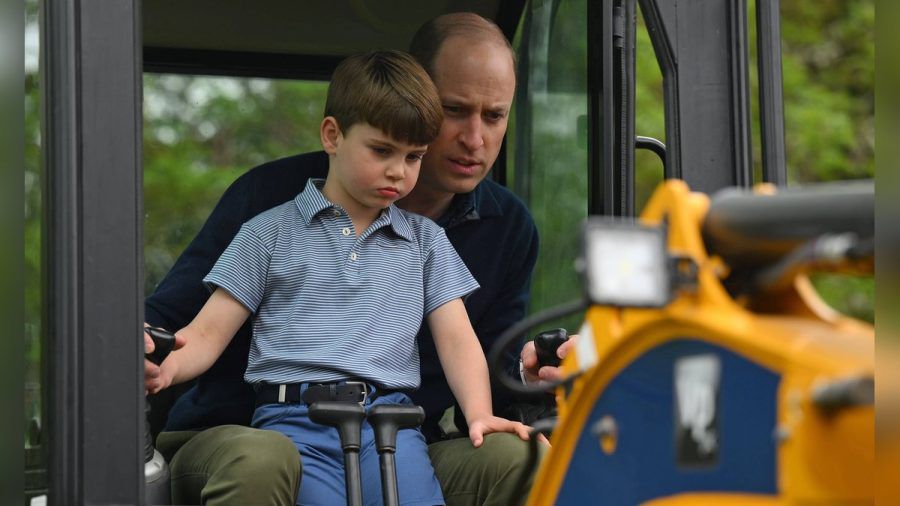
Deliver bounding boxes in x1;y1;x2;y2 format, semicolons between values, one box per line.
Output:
294;179;414;242
382;205;415;242
435;180;503;229
294;179;334;224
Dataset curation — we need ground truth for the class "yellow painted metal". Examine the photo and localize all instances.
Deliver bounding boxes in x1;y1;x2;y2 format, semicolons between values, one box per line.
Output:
526;181;874;505
641;493;783;505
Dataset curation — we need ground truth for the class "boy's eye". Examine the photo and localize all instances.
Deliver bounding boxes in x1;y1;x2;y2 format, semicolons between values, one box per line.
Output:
407;153;425;162
371;146;391;155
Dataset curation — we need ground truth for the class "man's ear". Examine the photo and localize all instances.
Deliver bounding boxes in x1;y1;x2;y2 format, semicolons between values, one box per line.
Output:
321;116;342;154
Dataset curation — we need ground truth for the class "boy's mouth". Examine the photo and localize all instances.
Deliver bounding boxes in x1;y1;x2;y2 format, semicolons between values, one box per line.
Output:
377;187;400;198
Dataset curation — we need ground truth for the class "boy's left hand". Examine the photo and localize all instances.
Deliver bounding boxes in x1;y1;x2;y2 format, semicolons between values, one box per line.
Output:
467;415;550;448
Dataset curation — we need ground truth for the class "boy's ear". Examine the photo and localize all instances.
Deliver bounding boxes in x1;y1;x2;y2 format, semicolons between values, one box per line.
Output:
321;117;342;154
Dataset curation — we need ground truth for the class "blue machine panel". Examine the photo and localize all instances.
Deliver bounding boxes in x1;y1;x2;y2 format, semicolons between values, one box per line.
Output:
555;339;779;505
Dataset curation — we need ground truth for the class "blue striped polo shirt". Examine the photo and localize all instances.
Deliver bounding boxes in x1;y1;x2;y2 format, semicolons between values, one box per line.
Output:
203;179;479;390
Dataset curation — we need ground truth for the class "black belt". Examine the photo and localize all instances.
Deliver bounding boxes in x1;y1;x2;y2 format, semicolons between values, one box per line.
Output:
254;381;375;407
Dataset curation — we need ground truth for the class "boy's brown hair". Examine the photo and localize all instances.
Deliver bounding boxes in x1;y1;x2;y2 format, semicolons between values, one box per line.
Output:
324;50;442;146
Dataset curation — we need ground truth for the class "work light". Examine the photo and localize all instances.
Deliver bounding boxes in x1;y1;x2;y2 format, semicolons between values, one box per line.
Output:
579;218;672;307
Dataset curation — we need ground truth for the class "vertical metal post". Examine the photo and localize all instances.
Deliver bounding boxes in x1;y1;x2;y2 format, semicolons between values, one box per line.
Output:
637;0;681;181
42;0;144;503
511;2;536;202
728;0;753;188
637;0;755;193
589;0;636;216
756;0;787;185
586;0;604;215
620;0;636;216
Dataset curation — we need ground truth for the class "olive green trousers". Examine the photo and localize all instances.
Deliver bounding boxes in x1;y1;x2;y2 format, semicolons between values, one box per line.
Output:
157;426;543;505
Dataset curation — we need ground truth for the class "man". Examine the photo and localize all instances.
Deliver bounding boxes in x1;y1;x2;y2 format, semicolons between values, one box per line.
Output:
145;12;573;505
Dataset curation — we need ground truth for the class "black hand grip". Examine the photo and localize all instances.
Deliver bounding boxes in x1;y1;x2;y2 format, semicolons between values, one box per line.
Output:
368;405;425;452
308;402;367;451
144;326;176;365
534;328;569;368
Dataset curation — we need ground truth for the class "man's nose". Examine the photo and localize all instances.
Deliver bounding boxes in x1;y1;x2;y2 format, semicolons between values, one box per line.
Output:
458;115;485;150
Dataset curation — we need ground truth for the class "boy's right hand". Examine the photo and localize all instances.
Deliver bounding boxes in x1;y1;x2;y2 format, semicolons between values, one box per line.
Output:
143;326;185;395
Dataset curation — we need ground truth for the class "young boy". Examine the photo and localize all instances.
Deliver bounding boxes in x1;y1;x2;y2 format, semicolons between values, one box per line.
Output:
144;50;531;505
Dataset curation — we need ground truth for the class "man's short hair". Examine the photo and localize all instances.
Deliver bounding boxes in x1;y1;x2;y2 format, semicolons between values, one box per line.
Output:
408;12;516;79
324;50;442;146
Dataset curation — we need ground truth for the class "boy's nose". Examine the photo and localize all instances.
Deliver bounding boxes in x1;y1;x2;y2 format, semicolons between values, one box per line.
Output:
385;162;404;180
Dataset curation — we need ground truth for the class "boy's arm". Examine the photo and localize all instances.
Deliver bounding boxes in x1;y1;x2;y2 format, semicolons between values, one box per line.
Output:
457;204;540;415
427;298;531;447
146;288;251;394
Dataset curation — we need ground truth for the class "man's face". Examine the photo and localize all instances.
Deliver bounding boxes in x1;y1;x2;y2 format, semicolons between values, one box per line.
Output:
323;120;427;213
418;37;516;195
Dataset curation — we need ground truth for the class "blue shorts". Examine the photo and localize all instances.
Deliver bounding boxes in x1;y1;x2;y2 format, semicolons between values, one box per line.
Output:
252;389;444;506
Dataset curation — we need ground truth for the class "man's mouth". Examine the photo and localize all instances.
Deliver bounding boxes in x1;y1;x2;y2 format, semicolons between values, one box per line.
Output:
448;157;481;175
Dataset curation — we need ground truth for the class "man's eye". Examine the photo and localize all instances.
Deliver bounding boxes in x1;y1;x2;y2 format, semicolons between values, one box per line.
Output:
443;105;461;115
485;111;506;122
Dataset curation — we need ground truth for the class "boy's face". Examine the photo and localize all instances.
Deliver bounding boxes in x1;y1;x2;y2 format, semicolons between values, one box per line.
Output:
321;118;428;212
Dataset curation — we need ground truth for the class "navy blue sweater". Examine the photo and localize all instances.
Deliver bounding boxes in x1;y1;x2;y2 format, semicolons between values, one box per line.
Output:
146;151;539;438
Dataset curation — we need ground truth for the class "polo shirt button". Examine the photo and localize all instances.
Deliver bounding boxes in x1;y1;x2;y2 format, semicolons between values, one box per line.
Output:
341;227;351;236
350;252;358;261
333;209;341;217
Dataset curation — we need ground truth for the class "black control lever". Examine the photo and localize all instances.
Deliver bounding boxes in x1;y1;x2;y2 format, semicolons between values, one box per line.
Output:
533;328;569;368
309;402;367;506
368;405;426;506
143;326;176;504
145;326;176;365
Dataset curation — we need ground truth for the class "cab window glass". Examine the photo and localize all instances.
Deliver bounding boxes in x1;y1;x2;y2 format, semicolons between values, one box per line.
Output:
24;0;45;500
510;0;589;330
143;75;328;291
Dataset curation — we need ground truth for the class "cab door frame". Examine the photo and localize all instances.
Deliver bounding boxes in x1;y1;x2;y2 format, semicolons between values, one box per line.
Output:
42;0;145;503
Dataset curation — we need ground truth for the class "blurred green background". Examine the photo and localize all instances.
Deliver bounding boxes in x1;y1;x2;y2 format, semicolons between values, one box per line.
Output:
24;0;874;435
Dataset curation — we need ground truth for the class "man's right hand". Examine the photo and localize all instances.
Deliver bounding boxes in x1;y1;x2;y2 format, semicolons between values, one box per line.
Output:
519;334;579;384
144;325;185;394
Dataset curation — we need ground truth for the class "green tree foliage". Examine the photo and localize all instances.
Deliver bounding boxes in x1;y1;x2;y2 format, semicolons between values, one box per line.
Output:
779;0;874;182
142;75;328;292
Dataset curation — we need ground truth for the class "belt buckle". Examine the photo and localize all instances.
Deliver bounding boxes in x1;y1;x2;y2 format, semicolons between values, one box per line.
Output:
345;381;368;406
